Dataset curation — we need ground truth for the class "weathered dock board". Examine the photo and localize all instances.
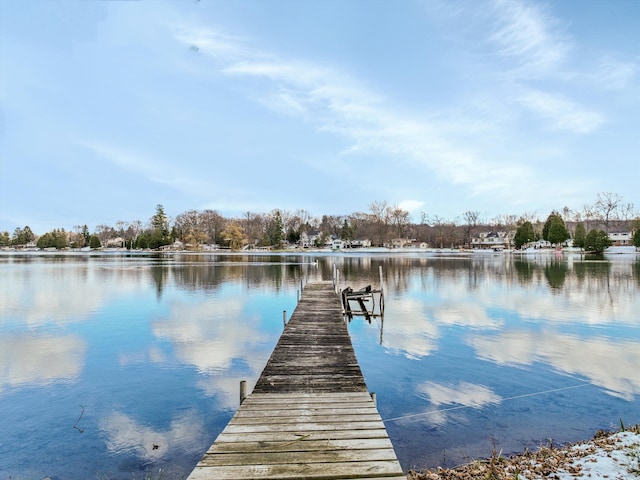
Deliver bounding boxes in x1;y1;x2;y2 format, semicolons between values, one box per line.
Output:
187;281;404;479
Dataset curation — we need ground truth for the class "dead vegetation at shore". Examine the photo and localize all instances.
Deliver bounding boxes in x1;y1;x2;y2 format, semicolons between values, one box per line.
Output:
408;425;640;480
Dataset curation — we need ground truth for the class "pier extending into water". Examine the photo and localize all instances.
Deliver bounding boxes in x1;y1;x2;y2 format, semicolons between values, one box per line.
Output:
187;281;404;479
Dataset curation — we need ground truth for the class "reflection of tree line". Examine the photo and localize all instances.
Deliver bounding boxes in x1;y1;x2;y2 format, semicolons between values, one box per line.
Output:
30;255;640;296
323;255;640;294
149;255;315;297
143;254;640;298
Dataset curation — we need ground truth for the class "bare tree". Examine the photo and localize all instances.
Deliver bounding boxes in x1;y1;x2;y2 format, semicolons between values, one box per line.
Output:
582;204;596;232
174;210;201;242
369;201;391;246
95;224;116;243
199;209;225;245
619;203;636;221
594;192;622;232
462;210;480;248
431;215;448;248
390;205;410;238
242;211;263;246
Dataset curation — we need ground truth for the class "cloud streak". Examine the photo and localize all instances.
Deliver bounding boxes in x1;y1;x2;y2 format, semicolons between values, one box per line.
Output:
488;0;570;77
517;89;606;133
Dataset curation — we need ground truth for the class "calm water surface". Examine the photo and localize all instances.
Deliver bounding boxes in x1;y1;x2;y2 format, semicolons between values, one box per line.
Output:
1;252;639;479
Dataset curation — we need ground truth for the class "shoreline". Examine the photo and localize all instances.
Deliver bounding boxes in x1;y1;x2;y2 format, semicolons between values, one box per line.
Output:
408;425;640;480
1;246;639;256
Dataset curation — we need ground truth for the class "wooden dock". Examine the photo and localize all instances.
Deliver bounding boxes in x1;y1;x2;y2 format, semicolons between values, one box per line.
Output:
187;281;404;479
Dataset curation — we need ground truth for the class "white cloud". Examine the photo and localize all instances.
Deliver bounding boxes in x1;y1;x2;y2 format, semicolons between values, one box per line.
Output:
172;26;254;61
593;57;638;91
170;23;541;205
488;0;570;76
398;200;426;215
517;89;605;134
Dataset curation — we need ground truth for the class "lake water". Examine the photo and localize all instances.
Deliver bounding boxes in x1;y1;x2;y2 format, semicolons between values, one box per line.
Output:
1;251;639;479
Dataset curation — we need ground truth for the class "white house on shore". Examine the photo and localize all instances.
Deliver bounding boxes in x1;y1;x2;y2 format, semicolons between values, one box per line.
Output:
471;231;515;250
608;231;632;246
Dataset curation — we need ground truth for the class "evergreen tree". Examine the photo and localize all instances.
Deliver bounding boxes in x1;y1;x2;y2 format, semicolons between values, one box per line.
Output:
543;211;570;246
36;233;52;249
514;221;535;249
36;229;67;249
12;226;35;246
89;235;101;249
151;204;169;237
81;225;91;246
340;219;355;241
573;223;586;250
633;229;640;249
266;210;284;247
148;204;171;249
584;229;612;253
55;229;67;249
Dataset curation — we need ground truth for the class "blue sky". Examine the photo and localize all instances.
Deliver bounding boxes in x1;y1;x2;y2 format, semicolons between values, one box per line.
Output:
1;0;638;234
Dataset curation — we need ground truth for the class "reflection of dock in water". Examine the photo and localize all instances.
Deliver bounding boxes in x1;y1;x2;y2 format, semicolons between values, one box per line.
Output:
187;281;404;479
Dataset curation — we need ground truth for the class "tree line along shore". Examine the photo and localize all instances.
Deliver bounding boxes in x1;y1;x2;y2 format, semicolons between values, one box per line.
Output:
2;192;639;253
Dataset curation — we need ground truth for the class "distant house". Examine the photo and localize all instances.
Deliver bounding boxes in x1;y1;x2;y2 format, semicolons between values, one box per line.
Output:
608;231;632;246
390;238;412;248
471;231;515;250
532;239;552;249
331;239;345;250
300;230;322;248
105;237;125;248
347;239;372;248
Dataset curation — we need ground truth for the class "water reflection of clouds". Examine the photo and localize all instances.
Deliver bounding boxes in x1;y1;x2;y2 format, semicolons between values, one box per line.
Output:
432;302;503;329
381;298;438;359
152;299;271;408
100;410;204;461
384;262;640;362
0;265;148;328
412;381;502;425
382;297;503;360
0;334;86;391
469;331;640;400
493;287;640;326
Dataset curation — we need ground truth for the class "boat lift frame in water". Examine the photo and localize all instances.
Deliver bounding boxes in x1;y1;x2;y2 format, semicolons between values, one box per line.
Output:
341;284;384;322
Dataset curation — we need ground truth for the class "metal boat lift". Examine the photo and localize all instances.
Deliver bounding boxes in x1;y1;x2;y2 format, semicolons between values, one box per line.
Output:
341;284;384;323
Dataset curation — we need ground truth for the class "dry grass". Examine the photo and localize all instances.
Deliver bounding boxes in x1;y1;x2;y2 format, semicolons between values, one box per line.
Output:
408;425;640;480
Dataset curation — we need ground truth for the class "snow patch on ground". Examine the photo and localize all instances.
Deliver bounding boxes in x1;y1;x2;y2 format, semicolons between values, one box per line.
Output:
554;431;640;480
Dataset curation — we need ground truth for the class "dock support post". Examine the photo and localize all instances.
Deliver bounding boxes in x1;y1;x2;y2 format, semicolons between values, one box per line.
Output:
379;265;384;294
297;289;300;302
283;310;287;327
370;392;377;406
240;380;247;405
